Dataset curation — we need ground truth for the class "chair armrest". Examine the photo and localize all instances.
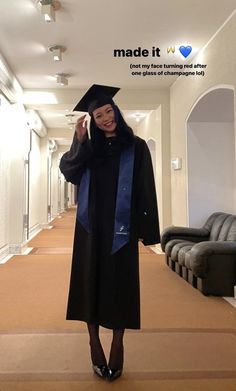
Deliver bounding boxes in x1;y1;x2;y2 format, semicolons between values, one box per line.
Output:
160;226;209;251
190;241;236;277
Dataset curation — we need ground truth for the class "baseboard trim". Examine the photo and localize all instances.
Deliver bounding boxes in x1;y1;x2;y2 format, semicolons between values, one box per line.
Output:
0;245;10;263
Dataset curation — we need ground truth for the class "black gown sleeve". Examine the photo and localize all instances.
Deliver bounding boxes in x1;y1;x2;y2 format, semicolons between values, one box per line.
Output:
136;139;160;245
59;133;93;185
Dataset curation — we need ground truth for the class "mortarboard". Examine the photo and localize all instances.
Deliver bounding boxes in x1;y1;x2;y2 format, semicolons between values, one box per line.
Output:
73;84;120;114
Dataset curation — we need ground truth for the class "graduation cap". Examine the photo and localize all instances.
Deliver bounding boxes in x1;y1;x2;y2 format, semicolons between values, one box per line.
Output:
73;84;120;114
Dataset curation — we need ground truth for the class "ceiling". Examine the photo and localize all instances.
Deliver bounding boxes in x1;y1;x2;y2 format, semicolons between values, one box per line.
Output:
0;0;235;143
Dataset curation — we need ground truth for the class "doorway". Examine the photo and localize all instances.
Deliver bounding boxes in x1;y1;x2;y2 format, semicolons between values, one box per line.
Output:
186;87;235;227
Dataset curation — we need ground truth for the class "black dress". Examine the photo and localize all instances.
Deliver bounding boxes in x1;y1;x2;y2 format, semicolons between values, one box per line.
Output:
60;133;160;330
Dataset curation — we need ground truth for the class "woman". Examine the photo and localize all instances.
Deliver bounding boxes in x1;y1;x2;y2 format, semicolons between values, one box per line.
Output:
60;84;160;381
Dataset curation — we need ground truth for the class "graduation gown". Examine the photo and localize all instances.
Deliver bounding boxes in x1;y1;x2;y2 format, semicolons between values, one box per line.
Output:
59;134;160;330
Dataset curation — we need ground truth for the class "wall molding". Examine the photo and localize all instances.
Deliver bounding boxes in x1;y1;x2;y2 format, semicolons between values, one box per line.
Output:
29;223;41;239
0;245;9;262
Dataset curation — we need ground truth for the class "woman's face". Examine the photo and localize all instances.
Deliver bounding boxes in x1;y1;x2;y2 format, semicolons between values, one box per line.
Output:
93;104;117;136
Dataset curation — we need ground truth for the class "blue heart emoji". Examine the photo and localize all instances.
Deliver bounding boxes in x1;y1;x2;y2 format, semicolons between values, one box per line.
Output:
179;46;192;58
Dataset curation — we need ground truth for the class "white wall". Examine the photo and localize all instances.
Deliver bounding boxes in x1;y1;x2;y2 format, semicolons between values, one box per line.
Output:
0;96;32;258
170;11;236;226
0;52;53;259
58;147;76;210
137;107;171;230
0;96;52;260
0;94;10;255
59;168;65;213
51;150;62;218
0;54;67;260
67;182;75;207
187;122;235;227
8;102;30;248
40;137;50;225
29;131;42;235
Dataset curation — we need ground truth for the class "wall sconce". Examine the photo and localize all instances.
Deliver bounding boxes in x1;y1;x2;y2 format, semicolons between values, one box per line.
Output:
48;45;66;61
171;157;182;170
40;0;61;22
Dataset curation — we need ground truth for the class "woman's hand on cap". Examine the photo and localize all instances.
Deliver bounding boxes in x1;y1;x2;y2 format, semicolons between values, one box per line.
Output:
75;115;88;142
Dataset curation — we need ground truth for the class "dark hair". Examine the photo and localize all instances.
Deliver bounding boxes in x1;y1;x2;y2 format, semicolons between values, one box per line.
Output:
89;103;134;155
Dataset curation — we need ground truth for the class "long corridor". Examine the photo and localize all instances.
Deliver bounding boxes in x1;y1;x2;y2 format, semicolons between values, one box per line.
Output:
0;209;236;390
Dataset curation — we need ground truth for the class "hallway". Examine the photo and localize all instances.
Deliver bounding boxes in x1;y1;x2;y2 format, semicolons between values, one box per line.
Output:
0;208;236;390
0;1;236;390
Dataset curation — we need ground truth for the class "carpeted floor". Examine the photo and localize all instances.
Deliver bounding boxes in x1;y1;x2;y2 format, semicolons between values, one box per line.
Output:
0;208;236;390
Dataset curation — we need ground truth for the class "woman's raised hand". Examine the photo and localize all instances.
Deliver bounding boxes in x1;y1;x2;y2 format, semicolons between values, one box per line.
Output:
75;114;88;142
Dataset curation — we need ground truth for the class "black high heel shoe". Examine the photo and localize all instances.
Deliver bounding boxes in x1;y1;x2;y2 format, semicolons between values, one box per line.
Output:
89;338;108;379
92;364;109;379
107;339;124;381
107;367;123;381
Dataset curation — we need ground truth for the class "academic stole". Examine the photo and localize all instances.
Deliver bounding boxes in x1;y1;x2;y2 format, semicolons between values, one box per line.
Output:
77;143;135;254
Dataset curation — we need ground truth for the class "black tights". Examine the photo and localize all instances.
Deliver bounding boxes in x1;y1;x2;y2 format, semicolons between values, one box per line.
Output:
109;328;124;369
87;323;124;369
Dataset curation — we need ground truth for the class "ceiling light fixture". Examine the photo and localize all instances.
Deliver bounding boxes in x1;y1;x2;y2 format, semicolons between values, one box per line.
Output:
56;73;69;86
65;114;76;123
39;0;61;22
132;112;145;122
42;3;55;22
48;45;66;61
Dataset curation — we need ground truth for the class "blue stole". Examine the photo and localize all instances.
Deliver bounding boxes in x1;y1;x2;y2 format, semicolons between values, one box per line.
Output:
77;143;135;254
